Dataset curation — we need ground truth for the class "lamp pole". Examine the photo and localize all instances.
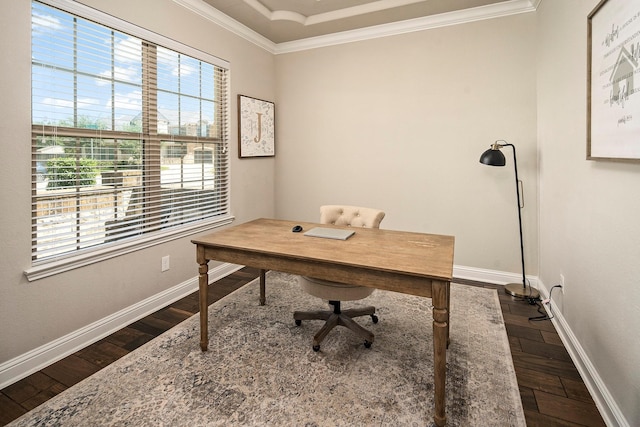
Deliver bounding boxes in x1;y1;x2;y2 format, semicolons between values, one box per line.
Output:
504;143;528;296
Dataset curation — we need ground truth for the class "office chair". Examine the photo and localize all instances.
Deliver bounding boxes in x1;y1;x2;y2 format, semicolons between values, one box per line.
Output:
293;205;385;351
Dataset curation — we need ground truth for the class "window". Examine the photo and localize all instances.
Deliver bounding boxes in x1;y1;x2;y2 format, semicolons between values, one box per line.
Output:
29;0;230;275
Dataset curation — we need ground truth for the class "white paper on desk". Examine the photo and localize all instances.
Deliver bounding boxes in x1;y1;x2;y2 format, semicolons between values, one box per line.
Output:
303;227;355;240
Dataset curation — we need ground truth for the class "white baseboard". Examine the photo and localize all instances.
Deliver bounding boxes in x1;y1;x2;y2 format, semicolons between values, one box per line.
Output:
0;263;243;390
535;280;629;427
453;263;539;288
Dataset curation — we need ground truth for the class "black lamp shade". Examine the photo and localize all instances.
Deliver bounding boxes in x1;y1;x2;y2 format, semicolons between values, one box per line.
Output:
479;148;506;166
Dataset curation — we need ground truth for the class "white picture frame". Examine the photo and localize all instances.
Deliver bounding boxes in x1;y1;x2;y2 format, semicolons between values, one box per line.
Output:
238;94;275;158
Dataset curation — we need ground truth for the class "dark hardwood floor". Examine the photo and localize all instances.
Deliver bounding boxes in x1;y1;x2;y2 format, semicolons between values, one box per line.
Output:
1;267;606;426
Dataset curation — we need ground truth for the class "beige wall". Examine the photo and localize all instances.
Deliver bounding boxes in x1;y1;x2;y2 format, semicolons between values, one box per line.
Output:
0;0;276;363
537;1;640;425
274;14;538;275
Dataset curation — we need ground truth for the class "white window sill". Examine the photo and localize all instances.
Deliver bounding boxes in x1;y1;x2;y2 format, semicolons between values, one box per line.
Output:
24;215;235;282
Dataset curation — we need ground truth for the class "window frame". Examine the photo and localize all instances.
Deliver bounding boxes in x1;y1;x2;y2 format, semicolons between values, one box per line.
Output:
25;0;233;281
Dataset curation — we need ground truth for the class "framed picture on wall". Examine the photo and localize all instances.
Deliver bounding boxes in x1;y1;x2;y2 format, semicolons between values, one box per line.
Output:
238;94;275;158
587;0;640;161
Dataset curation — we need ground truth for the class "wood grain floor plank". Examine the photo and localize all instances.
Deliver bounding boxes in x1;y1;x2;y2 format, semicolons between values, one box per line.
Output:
541;330;564;346
20;382;67;411
1;372;57;404
561;377;598;404
40;354;101;388
104;326;154;348
0;394;27;424
519;337;573;362
515;365;566;396
519;386;539;412
524;409;586;427
152;306;194;324
507;323;545;342
512;350;583;381
534;390;606;427
76;340;130;368
503;312;557;332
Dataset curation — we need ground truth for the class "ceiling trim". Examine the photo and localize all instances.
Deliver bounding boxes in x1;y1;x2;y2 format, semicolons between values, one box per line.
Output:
243;0;432;26
173;0;277;52
276;0;538;54
173;0;538;55
243;0;305;25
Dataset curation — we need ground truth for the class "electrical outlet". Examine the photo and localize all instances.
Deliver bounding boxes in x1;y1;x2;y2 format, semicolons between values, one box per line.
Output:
560;273;565;294
161;255;170;272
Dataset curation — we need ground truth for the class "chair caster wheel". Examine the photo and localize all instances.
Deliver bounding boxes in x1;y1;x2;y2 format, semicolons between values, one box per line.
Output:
313;345;320;352
364;341;372;348
371;314;379;324
295;319;301;326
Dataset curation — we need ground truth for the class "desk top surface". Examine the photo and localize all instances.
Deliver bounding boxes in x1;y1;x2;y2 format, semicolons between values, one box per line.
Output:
192;218;455;281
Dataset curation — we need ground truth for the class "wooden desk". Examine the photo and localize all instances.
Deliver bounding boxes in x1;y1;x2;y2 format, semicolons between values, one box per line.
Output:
192;218;455;426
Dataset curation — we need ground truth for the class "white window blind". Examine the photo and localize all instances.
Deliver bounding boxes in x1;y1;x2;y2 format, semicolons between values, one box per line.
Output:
31;0;230;264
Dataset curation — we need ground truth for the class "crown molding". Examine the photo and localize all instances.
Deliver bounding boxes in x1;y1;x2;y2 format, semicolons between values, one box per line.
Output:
174;0;538;55
243;0;434;26
172;0;277;52
276;0;538;54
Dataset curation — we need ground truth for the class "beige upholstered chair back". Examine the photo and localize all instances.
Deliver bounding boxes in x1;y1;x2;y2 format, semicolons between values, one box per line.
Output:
319;205;385;229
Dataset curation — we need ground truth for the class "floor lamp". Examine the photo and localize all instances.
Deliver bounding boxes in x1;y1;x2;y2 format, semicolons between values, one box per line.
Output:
479;140;540;300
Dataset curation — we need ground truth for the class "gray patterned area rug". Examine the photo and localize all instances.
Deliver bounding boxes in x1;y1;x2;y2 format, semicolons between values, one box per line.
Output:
9;272;525;427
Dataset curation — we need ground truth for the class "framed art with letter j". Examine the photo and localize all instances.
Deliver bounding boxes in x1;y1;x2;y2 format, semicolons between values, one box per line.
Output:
238;94;275;158
587;0;640;161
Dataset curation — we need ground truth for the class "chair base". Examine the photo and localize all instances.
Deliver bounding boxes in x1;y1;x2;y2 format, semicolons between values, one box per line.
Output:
293;301;377;351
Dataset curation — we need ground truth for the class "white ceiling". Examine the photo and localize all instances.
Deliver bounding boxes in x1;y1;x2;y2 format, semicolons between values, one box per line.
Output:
177;0;539;53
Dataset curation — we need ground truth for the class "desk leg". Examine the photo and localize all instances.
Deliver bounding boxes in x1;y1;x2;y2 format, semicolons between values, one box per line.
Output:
432;280;449;427
446;280;451;348
197;246;209;351
259;269;266;306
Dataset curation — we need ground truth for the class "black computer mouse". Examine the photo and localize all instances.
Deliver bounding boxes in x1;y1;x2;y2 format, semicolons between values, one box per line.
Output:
292;225;303;233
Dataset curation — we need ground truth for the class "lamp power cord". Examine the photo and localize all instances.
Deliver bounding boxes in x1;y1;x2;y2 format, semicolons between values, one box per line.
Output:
529;285;562;321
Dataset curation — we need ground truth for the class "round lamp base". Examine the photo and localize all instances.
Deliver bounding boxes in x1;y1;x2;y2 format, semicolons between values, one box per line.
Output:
504;283;540;300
